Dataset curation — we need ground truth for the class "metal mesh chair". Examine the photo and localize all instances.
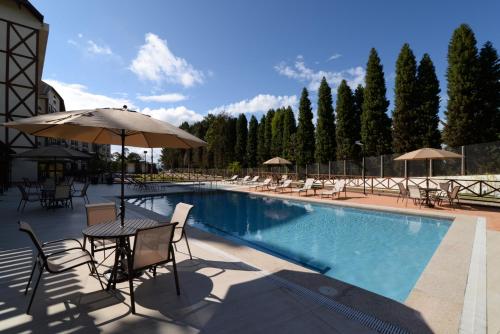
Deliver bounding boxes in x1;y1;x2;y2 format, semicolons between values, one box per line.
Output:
16;184;40;212
397;182;409;203
18;221;103;314
53;185;72;208
84;203;118;260
128;223;179;314
408;185;426;207
170;203;194;259
73;182;90;203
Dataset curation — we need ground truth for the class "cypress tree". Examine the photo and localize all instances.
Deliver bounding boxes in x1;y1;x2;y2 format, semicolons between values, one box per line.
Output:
361;48;392;156
443;24;480;147
282;106;297;161
392;43;418;153
335;80;358;159
478;41;500;141
235;113;248;165
224;117;237;163
416;53;441;148
264;109;275;160
352;85;364;157
271;108;284;156
315;77;336;163
295;88;315;166
256;115;267;164
247;115;258;167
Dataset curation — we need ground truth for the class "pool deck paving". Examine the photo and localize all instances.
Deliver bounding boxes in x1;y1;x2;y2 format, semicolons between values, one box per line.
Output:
0;182;497;333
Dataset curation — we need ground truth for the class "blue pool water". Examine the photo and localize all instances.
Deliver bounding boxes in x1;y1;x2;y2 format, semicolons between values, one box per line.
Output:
128;190;451;301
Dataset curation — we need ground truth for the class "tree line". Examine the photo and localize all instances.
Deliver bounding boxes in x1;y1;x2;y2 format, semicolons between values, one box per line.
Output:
161;24;499;169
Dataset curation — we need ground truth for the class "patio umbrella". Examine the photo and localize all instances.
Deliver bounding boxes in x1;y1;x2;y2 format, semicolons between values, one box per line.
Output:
394;148;462;187
4;106;206;225
16;145;91;186
263;157;292;176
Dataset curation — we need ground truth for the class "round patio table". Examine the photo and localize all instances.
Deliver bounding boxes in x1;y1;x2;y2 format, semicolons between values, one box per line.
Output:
420;187;439;207
82;218;161;289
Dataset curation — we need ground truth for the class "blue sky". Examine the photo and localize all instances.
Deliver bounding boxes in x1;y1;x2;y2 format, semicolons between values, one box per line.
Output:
31;0;499;156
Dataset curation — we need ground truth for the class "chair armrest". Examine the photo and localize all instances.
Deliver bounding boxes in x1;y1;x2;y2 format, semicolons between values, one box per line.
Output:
43;238;83;248
46;247;88;258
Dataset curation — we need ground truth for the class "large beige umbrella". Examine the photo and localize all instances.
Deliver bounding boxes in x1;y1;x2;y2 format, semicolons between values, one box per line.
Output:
263;157;292;165
4;106;206;225
394;148;462;187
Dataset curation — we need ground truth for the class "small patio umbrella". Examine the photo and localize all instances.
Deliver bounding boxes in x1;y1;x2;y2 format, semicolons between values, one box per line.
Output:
4;106;206;225
263;157;292;177
394;148;462;187
16;145;91;186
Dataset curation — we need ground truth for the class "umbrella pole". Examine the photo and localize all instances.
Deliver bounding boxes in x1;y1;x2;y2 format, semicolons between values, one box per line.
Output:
120;130;125;226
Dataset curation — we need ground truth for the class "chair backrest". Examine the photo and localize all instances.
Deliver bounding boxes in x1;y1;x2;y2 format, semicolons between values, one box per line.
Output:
439;182;451;192
449;185;460;199
408;186;422;199
281;179;292;187
281;175;288;181
398;182;407;195
54;185;71;200
250;176;259;182
17;184;28;199
80;182;90;195
43;179;55;190
303;178;315;189
85;203;117;226
170;202;194;230
262;178;272;185
18;221;46;261
241;176;250;182
132;222;177;271
336;180;346;191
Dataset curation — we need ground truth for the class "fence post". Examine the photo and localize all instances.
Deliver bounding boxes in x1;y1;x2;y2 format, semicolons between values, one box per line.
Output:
328;161;331;180
305;164;308;178
461;145;466;176
343;159;346;176
380;155;384;177
404;160;408;189
317;163;320;179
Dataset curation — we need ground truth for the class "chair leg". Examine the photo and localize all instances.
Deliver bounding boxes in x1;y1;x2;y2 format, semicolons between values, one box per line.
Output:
25;260;37;295
17;199;23;211
27;267;43;314
171;251;180;295
184;231;193;260
127;256;135;313
91;261;104;290
22;200;27;212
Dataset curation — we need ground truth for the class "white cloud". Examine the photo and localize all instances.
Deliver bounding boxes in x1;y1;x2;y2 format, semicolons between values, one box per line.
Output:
77;33;83;38
141;106;204;126
275;56;365;92
208;94;298;115
44;79;134;110
130;33;204;87
328;53;342;61
87;40;113;55
137;93;187;103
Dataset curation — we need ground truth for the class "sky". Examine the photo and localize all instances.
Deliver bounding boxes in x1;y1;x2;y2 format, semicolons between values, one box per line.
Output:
31;0;500;160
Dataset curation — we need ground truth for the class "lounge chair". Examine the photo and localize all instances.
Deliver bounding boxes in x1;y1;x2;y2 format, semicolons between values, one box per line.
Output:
408;185;426;207
237;176;250;184
244;176;260;185
268;179;292;192
396;182;409;203
292;178;315;196
16;184;40;212
250;177;272;191
278;174;288;184
224;175;238;183
19;221;103;314
320;180;346;199
170;202;195;259
128;223;180;314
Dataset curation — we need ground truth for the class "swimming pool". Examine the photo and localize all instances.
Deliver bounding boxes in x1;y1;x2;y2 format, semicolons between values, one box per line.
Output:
128;190;451;302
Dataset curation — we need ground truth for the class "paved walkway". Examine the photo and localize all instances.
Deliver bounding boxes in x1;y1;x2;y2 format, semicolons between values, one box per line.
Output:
0;183;375;334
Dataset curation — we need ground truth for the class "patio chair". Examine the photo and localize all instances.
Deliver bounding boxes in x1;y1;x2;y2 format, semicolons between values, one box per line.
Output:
128;223;180;314
18;221;103;314
244;176;260;185
237;176;250;184
224;175;238;183
170;203;194;259
16;184;40;212
408;185;426;207
52;185;73;208
292;178;315;196
433;182;451;205
250;177;272;191
397;182;409;203
279;174;288;184
268;179;293;192
446;185;461;208
321;180;346;199
72;182;90;204
84;203;118;259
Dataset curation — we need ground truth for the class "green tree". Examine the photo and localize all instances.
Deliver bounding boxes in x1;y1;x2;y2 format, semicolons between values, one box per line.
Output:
246;115;258;167
361;48;392;155
295;88;315;166
335;80;358;159
205;114;228;168
224;117;237;163
315;77;336;162
478;41;500;141
127;152;142;162
256;115;267;164
235;113;248;165
443;24;480;146
264;109;275;160
392;43;418;153
282;106;296;161
271;108;284;156
416;53;441;148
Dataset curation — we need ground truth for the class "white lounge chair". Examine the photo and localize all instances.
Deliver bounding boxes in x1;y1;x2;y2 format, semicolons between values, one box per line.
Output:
244;176;260;185
292;178;315;196
320;180;345;199
237;176;250;184
268;179;292;192
224;175;238;183
250;177;272;191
